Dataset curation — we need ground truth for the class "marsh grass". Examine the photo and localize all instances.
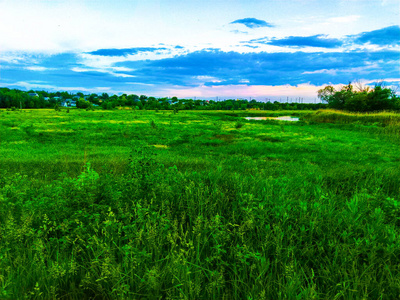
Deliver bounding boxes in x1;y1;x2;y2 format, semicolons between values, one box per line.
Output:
0;109;400;299
304;109;400;142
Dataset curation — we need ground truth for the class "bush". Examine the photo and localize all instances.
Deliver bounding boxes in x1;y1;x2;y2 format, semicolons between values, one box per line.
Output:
76;99;91;109
235;121;244;129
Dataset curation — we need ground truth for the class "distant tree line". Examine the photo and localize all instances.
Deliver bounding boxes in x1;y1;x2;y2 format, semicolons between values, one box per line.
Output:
0;87;328;111
318;83;400;112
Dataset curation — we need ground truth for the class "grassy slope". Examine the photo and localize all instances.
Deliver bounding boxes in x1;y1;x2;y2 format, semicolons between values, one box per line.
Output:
0;109;400;299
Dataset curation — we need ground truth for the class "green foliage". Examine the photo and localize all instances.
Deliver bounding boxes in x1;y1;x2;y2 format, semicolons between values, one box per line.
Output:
1;109;400;299
0;87;330;111
318;83;399;112
235;121;244;129
76;99;92;109
85;104;95;111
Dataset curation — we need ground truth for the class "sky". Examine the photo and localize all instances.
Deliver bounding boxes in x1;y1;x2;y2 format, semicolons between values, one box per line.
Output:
0;0;399;101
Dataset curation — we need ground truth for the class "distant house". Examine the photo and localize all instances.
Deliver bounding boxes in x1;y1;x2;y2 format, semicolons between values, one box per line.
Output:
61;99;76;107
44;97;50;101
28;93;38;97
53;96;62;101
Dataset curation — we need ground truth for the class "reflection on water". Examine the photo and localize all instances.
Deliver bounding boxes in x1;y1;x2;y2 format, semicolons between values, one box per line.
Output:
245;116;299;122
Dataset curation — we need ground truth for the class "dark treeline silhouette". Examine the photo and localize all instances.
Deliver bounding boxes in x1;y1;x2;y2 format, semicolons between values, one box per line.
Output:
0;87;327;111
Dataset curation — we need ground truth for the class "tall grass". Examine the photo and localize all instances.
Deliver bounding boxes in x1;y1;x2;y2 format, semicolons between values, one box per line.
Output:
305;109;400;125
304;109;400;140
0;109;400;299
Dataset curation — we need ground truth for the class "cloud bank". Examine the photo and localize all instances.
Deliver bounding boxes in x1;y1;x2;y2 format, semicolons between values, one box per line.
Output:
352;25;400;46
86;47;168;57
243;26;400;49
247;35;343;48
1;26;399;99
230;18;274;28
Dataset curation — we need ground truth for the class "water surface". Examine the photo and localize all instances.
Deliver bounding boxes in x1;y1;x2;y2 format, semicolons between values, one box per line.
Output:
245;116;299;122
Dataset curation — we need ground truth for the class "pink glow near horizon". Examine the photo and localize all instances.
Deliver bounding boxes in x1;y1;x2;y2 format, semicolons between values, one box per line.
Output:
160;83;346;101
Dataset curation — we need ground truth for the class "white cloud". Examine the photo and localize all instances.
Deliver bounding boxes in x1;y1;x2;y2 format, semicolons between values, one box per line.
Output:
0;0;235;54
0;1;105;53
302;63;380;76
327;15;361;23
2;81;57;90
302;69;338;75
25;66;53;71
111;66;135;72
126;82;155;86
71;67;91;73
193;76;222;83
71;66;135;78
0;0;397;56
1;80;112;92
112;73;135;78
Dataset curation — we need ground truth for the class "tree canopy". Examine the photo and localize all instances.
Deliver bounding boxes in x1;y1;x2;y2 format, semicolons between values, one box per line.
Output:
318;83;399;112
0;87;328;111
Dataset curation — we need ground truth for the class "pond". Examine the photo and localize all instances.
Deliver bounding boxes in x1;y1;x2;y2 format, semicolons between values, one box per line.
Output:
245;116;300;122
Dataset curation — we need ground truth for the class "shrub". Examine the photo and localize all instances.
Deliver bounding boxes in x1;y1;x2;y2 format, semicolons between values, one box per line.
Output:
235;121;244;129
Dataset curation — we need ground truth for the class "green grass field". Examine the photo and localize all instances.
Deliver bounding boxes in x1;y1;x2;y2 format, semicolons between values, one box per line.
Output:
1;108;400;299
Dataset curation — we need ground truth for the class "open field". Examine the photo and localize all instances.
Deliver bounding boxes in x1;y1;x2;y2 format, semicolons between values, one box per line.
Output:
1;109;400;299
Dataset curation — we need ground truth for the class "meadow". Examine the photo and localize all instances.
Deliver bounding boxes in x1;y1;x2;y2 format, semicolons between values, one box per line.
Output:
1;108;400;299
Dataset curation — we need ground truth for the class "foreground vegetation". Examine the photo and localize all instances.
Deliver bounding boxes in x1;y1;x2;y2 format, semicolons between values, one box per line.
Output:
1;109;400;299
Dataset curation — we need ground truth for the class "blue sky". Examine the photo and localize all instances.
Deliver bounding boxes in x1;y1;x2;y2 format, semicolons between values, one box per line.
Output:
0;0;399;100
